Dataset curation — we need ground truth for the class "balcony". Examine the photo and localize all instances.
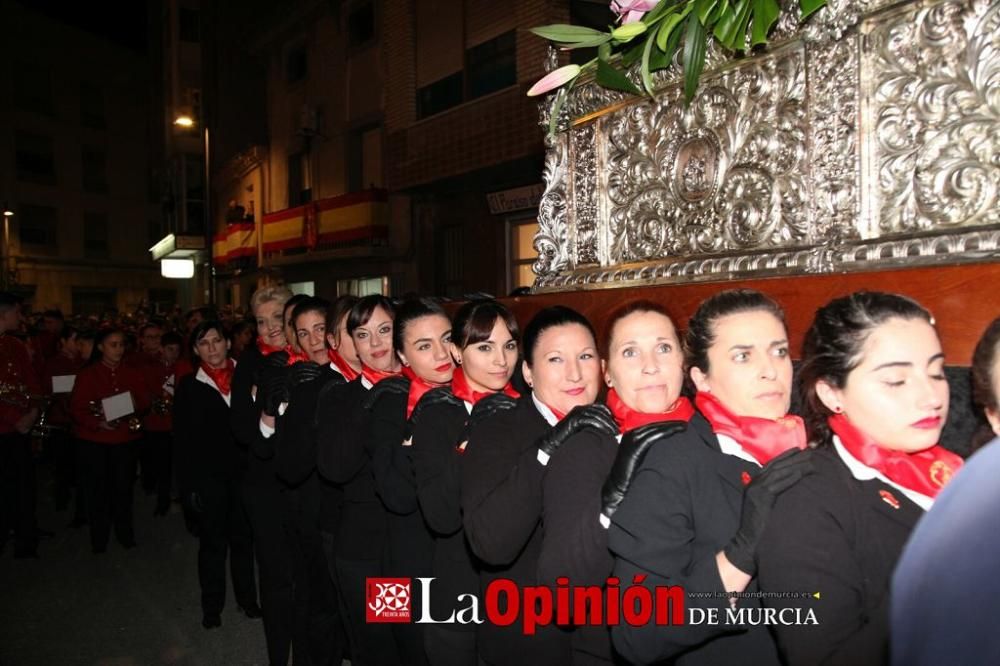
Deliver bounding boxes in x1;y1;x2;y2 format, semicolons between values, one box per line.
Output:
213;188;389;266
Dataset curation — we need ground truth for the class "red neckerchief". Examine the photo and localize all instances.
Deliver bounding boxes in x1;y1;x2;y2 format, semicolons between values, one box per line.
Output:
284;345;310;365
202;359;235;396
450;366;519;406
256;336;284;356
540;399;567;422
328;349;360;381
695;391;806;465
402;366;447;419
361;363;400;387
830;413;961;498
607;388;695;433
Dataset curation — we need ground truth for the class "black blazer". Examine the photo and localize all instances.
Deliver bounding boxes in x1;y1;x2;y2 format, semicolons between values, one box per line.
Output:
229;345;284;488
539;425;619;664
757;445;923;666
462;396;571;665
410;389;477;631
607;412;780;666
316;376;387;561
173;371;245;499
366;384;433;579
274;365;344;487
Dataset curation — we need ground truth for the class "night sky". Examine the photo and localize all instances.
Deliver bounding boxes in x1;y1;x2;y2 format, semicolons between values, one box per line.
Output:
21;0;148;52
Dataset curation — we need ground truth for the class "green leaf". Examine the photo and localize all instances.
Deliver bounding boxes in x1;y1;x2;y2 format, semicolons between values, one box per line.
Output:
560;34;613;49
656;8;690;51
530;24;608;43
750;0;781;46
611;22;649;42
596;58;643;96
598;41;612;62
716;0;753;50
547;87;568;137
799;0;826;19
642;0;678;26
696;0;719;25
640;31;657;96
682;12;707;103
621;40;646;67
713;0;746;45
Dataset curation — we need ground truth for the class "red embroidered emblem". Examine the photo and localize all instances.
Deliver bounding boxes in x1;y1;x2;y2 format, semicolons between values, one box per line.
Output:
741;471;752;486
879;489;900;509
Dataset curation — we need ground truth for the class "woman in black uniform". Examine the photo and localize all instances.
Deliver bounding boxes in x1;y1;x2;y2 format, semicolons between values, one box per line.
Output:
174;320;257;629
462;305;613;666
366;297;455;666
316;294;402;666
410;299;520;666
757;291;960;665
608;289;811;666
537;301;693;665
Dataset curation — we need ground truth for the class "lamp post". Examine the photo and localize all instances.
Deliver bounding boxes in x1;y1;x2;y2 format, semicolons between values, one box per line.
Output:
173;115;215;305
2;204;13;291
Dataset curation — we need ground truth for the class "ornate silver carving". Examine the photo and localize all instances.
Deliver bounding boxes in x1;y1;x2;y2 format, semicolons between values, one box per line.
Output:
533;0;1000;293
534;132;571;276
863;0;1000;233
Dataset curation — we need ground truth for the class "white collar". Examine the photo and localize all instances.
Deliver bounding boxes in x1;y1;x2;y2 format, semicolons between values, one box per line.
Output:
832;435;933;511
716;433;763;467
195;365;232;406
531;392;559;427
361;375;373;390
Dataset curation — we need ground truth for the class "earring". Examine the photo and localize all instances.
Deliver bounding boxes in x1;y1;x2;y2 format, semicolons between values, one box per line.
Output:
834;406;843;413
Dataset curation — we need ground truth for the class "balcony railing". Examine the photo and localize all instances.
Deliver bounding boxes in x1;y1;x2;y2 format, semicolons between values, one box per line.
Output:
213;188;390;266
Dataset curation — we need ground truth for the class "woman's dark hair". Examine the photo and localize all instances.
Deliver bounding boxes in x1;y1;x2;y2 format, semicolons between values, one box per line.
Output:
347;295;396;336
90;327;125;364
972;317;1000;413
59;325;78;342
282;294;310;322
392;297;450;352
231;319;254;338
686;289;786;374
451;299;520;350
326;295;359;340
161;331;183;347
799;291;934;446
522;306;596;366
601;300;675;361
189;319;228;353
291;297;331;331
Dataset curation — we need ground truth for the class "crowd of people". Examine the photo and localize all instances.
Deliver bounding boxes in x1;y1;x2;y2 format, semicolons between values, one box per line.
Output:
1;285;998;665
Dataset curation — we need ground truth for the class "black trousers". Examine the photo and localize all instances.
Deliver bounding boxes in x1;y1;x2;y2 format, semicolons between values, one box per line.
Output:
198;476;257;615
0;432;38;555
244;481;296;666
334;555;401;666
141;430;172;510
77;439;137;551
423;625;478;666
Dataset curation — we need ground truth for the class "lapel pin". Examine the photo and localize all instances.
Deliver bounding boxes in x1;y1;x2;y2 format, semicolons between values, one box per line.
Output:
740;471;752;486
879;489;900;509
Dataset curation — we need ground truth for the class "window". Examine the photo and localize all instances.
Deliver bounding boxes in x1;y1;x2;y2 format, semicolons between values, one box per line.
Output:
148;289;177;315
17;204;58;250
349;125;383;191
287;281;315;296
288;151;312;206
81;147;109;193
13;61;54;116
337;276;388;297
440;225;464;297
83;212;109;257
80;83;106;129
72;288;117;317
509;219;540;291
286;44;308;83
179;7;200;42
348;1;376;49
15;132;56;185
417;72;464;120
466;31;516;100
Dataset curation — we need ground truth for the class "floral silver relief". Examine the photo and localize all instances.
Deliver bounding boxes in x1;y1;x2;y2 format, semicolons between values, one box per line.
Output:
571;124;600;266
533;132;571;276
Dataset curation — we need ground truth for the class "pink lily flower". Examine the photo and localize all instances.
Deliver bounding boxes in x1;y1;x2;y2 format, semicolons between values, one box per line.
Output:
527;64;581;96
611;0;659;24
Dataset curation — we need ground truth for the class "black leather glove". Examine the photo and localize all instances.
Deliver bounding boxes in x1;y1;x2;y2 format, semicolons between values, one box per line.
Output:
410;387;464;427
467;392;518;429
288;361;323;387
253;350;289;389
188;491;204;513
363;375;410;411
600;421;687;525
262;368;291;417
537;403;618;465
724;447;814;575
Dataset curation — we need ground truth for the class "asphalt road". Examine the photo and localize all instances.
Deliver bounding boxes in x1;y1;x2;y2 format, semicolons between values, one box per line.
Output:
0;463;269;666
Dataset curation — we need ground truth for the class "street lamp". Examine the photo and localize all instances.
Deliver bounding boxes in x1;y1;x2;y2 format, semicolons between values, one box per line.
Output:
173;114;214;305
2;204;13;291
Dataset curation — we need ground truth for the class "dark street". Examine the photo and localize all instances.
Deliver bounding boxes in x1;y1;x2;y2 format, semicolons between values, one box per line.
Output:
0;464;267;666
